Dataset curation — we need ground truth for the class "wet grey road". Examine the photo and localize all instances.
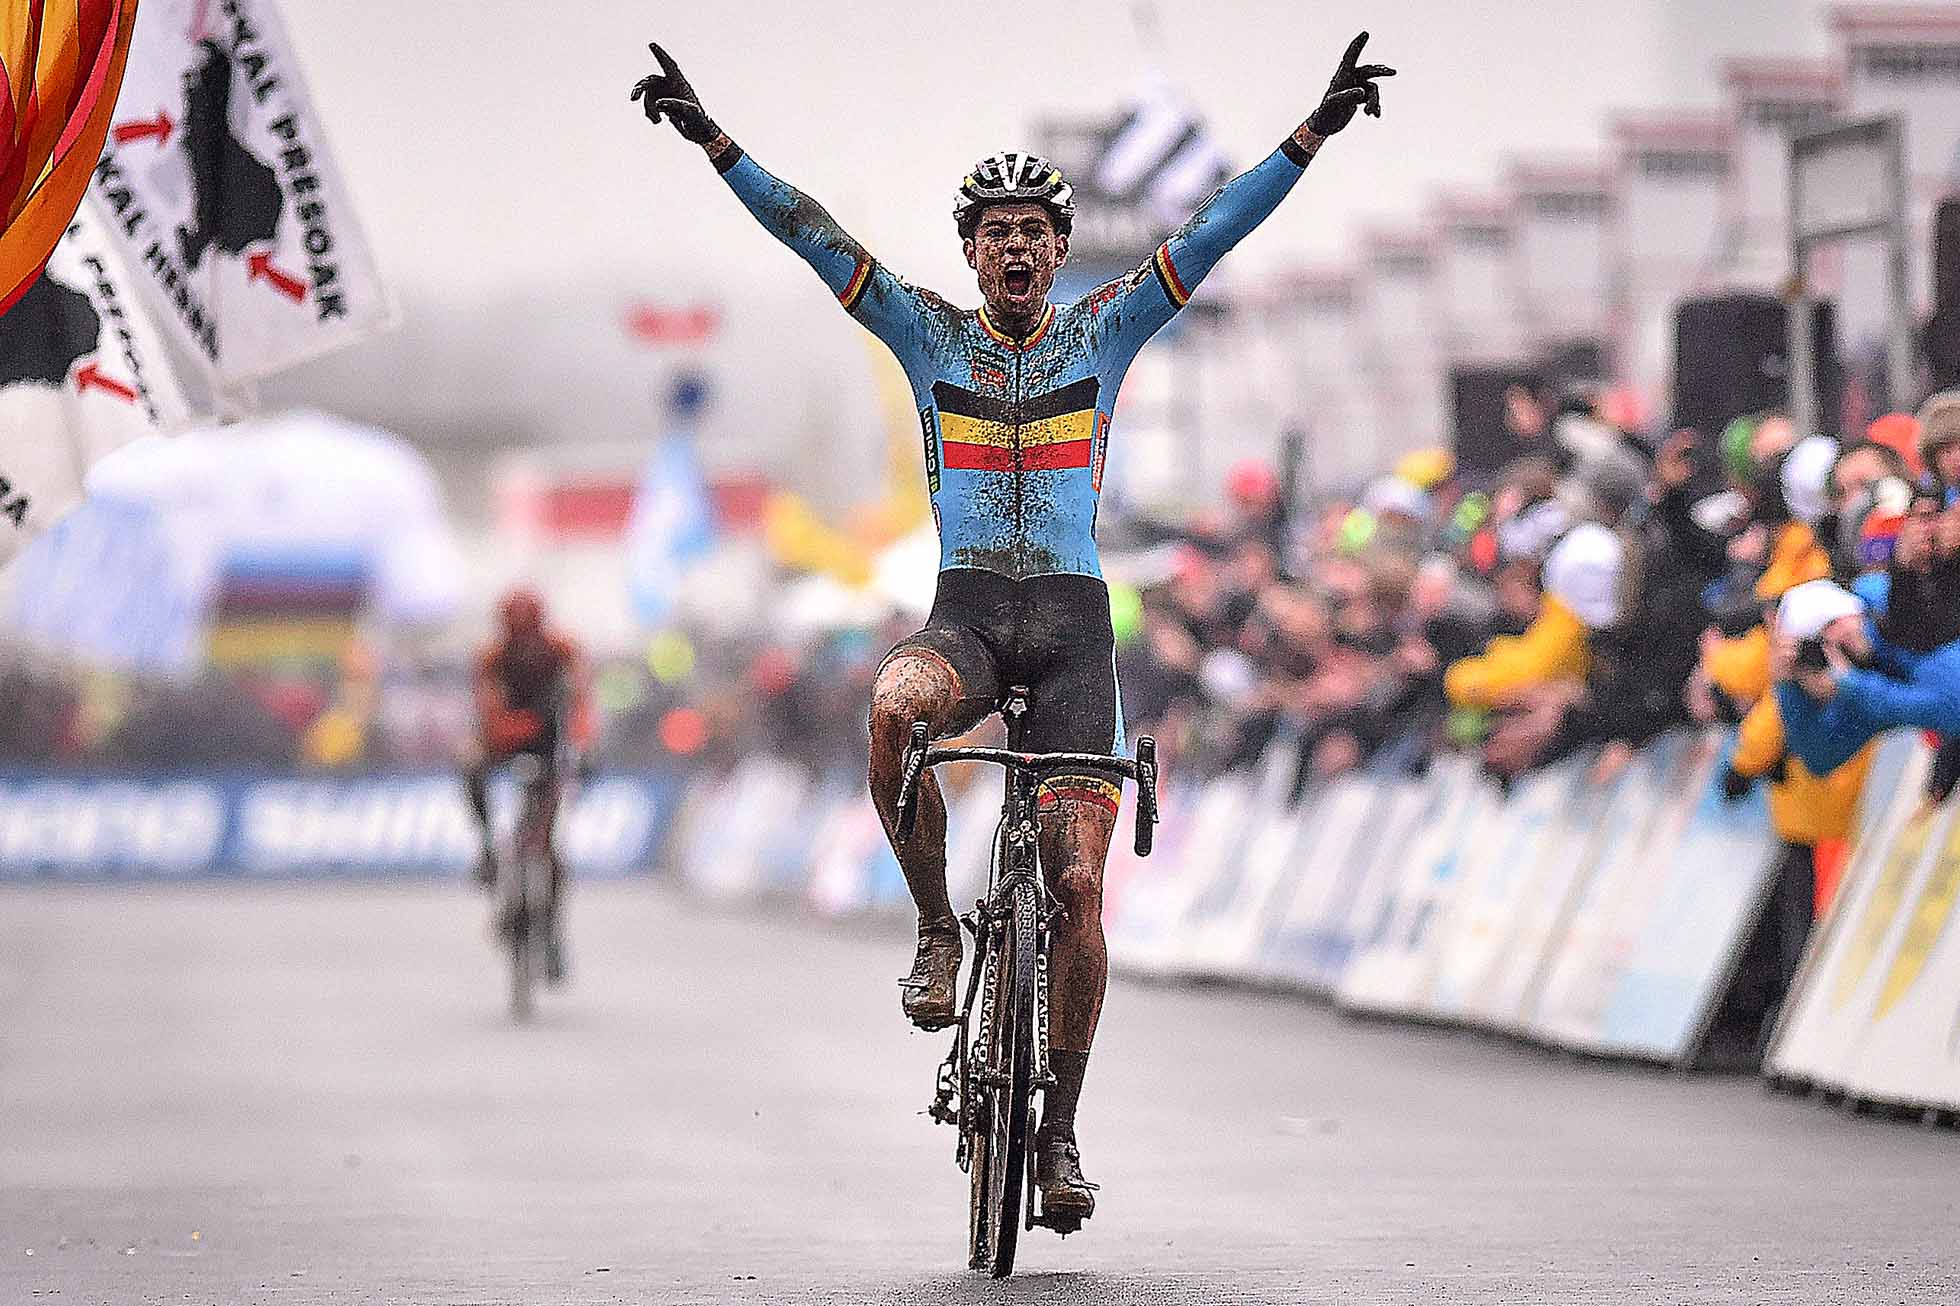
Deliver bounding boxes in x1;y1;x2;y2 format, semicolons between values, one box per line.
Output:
3;882;1958;1305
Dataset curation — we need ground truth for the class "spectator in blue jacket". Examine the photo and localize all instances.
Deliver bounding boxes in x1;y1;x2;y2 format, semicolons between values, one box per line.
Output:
1774;575;1960;775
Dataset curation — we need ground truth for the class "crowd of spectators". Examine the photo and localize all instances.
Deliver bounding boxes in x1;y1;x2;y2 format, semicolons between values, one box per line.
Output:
1101;380;1960;1059
9;379;1960;1059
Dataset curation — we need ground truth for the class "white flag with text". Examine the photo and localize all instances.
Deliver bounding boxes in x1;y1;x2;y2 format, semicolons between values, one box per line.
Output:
87;0;393;386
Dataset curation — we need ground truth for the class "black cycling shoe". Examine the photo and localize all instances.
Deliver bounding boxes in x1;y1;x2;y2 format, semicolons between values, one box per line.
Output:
1034;1128;1098;1225
898;924;962;1030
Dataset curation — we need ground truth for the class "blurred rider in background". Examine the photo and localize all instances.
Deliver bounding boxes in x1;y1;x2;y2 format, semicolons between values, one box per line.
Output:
464;588;592;978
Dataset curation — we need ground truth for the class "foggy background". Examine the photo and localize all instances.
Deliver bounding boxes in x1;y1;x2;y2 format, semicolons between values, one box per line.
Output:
264;0;1821;510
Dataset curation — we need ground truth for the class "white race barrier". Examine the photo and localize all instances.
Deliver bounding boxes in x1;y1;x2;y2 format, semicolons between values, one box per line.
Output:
1523;732;1781;1063
1335;754;1490;1015
1528;735;1708;1049
1424;760;1584;1025
667;727;1856;1074
1105;774;1255;974
1768;735;1960;1110
1260;771;1436;995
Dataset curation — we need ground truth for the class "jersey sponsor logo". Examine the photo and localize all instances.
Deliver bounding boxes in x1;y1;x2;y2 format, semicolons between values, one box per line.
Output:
920;407;941;494
971;358;1007;388
838;255;873;311
1083;280;1123;315
1091;410;1110;492
931;377;1099;472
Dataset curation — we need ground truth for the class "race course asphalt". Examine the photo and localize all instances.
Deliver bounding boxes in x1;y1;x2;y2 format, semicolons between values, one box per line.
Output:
3;881;1958;1305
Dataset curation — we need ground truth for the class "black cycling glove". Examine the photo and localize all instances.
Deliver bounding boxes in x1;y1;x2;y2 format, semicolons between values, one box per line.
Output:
1307;32;1396;136
631;42;721;145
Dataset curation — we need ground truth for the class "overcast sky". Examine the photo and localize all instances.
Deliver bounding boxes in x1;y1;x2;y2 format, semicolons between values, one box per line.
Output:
278;0;1824;305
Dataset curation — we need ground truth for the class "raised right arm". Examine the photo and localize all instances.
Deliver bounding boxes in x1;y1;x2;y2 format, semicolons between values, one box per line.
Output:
632;43;922;359
710;145;923;357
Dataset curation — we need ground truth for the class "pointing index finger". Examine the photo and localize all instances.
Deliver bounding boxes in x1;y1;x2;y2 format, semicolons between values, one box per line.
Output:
1339;31;1369;73
648;41;680;77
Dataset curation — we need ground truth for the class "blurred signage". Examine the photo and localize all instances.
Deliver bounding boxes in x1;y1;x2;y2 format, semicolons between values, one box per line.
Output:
1791;116;1902;241
496;461;640;540
86;0;394;385
1034;84;1234;278
1611;114;1733;411
1508;160;1617;348
1835;6;1960;191
1360;229;1446;467
1433;193;1526;363
625;302;721;345
0;772;679;879
0;206;191;566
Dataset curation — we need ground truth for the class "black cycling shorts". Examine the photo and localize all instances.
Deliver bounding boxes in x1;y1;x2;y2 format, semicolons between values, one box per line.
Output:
882;568;1125;813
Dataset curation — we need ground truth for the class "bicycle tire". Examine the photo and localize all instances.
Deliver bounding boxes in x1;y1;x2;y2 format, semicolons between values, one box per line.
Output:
508;791;550;1023
509;897;536;1022
965;922;999;1270
983;876;1038;1277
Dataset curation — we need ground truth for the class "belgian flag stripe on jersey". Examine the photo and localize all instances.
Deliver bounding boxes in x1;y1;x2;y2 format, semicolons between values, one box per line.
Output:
838;256;873;311
1153;242;1191;309
932;377;1100;472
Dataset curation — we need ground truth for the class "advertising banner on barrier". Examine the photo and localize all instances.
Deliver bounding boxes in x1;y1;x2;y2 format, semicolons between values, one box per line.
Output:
1179;797;1315;981
1834;796;1960;1110
1594;732;1776;1062
1425;761;1583;1024
1336;755;1490;1015
1529;735;1696;1048
0;771;678;880
1105;774;1253;975
1261;774;1426;995
1468;761;1625;1033
1769;738;1941;1094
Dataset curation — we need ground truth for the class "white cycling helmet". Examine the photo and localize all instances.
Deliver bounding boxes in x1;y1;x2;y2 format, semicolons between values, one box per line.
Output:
954;151;1075;237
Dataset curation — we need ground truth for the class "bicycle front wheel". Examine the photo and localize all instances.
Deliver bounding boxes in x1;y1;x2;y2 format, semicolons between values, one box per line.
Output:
975;876;1038;1278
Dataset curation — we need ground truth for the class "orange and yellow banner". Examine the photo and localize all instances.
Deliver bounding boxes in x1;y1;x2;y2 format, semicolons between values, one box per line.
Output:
1;0;139;314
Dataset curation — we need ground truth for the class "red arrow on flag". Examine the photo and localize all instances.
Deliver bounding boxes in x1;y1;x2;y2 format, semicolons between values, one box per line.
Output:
112;111;175;147
74;362;138;403
247;250;308;302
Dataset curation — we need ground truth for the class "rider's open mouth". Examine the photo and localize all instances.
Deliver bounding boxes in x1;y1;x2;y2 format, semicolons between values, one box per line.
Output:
1004;266;1032;296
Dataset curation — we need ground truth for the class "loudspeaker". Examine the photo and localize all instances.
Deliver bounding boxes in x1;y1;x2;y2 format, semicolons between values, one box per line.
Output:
1450;364;1544;477
1671;293;1840;437
1926;198;1960;388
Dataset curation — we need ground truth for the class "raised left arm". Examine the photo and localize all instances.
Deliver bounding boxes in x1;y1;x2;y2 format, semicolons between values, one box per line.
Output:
1099;33;1394;349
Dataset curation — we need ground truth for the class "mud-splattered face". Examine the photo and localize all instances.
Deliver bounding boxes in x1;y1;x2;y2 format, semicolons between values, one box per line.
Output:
963;203;1067;327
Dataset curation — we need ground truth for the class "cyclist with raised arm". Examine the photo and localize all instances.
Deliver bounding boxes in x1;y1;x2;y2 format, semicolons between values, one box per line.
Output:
634;35;1394;1223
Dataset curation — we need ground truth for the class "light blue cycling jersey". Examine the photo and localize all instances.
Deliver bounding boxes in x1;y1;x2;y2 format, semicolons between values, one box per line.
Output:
714;140;1313;581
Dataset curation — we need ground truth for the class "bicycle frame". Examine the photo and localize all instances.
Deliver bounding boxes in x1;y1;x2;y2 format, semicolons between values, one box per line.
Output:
897;694;1158;1273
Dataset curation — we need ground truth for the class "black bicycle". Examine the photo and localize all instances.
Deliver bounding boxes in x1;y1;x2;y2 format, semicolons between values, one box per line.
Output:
497;750;563;1022
895;689;1158;1278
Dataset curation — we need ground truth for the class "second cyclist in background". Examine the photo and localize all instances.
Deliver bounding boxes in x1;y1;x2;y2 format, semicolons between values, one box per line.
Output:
463;588;593;981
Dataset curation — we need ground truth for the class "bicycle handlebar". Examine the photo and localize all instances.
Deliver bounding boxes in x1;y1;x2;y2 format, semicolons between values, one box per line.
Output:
893;725;1160;857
